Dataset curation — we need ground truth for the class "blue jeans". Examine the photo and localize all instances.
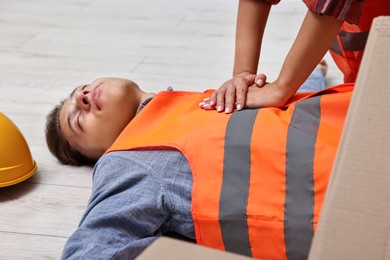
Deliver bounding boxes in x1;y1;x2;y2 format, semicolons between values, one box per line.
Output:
297;67;326;93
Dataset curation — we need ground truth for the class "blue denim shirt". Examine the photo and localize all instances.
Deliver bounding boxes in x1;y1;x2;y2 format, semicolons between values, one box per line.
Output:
61;150;195;259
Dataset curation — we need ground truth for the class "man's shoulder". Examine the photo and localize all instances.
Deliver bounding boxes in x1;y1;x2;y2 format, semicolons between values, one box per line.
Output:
99;149;184;164
91;151;163;190
95;150;162;174
95;150;187;177
91;149;190;191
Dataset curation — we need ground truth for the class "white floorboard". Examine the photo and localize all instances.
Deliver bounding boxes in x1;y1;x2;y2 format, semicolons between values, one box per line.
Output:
0;0;343;258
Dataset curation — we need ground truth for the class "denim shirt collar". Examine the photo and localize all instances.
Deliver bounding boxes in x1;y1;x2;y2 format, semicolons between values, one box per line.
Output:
135;86;173;115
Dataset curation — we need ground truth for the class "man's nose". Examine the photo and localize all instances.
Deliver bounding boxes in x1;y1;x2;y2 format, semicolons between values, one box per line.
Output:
75;90;90;111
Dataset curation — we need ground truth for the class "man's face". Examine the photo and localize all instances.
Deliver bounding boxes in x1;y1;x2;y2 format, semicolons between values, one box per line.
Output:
59;77;140;159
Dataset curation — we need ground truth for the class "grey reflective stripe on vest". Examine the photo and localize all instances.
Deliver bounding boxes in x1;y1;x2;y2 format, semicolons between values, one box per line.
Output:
330;39;343;56
219;109;259;257
331;30;369;56
284;96;321;260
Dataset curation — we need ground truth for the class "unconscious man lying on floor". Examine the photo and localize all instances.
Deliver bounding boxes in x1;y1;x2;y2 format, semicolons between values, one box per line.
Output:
46;67;353;259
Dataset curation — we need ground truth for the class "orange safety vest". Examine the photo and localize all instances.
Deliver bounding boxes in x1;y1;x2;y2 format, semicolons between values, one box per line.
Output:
107;84;353;259
330;0;390;83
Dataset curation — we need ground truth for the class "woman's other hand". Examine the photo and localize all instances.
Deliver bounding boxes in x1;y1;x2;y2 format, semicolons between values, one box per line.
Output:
199;72;267;113
244;82;292;109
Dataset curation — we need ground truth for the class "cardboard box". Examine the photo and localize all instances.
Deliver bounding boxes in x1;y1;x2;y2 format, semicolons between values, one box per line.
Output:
138;16;390;260
309;16;390;260
136;237;251;260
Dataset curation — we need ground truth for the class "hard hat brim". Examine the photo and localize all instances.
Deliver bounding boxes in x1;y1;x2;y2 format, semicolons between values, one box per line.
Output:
0;160;37;188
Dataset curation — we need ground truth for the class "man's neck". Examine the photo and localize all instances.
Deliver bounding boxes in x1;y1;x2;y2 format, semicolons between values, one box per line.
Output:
136;93;155;114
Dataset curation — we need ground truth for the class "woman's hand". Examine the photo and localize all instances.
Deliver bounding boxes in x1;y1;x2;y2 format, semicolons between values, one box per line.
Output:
244;81;292;109
200;76;296;112
199;72;267;113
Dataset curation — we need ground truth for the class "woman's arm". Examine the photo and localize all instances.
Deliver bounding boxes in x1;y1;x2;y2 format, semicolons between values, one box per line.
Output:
202;5;344;112
268;10;343;105
203;8;343;111
233;0;272;76
204;0;271;113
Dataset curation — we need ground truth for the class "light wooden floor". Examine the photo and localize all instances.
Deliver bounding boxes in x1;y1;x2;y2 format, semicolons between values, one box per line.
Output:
0;0;343;259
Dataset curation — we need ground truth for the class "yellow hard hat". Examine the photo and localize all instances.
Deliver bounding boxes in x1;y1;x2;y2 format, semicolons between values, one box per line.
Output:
0;112;37;187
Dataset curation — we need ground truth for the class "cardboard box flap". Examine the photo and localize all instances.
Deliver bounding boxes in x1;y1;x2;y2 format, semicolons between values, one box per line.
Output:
309;16;390;260
136;237;251;260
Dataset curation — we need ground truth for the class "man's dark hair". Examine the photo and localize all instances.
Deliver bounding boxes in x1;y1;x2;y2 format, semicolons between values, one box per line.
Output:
45;101;96;166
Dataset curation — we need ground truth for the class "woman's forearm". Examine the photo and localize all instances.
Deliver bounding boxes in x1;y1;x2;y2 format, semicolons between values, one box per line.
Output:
275;10;343;95
233;0;272;76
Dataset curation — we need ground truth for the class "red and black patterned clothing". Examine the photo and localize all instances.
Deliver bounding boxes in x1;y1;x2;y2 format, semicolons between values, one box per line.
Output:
265;0;364;24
